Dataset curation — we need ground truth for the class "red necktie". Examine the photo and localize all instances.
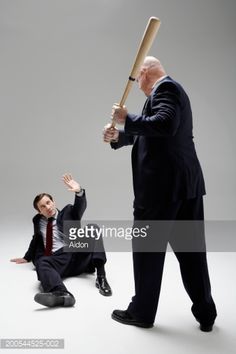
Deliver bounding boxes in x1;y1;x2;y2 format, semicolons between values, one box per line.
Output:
44;218;53;256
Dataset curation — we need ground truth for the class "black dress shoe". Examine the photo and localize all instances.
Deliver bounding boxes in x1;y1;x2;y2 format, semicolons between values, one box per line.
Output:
112;310;153;328
95;276;112;296
196;318;214;332
34;291;75;307
199;323;214;332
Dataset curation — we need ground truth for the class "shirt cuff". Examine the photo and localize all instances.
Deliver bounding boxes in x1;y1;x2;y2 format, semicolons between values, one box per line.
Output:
76;189;84;197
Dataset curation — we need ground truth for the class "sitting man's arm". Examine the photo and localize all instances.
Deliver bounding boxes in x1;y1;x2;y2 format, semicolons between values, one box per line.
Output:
10;233;38;263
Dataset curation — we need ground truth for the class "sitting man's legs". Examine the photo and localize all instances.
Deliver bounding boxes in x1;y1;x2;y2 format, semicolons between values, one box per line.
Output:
34;253;75;307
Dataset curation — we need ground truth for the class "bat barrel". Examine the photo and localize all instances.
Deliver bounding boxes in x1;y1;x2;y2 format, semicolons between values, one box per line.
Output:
128;17;161;82
119;17;161;107
112;17;161;127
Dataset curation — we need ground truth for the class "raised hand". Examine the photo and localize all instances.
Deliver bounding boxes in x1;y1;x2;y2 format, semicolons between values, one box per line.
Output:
62;174;81;193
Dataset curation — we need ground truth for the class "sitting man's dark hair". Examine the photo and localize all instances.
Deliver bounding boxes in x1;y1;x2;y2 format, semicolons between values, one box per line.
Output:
33;193;54;211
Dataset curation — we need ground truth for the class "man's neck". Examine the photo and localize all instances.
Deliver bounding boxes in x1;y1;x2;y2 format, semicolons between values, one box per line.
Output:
144;75;168;96
152;75;168;88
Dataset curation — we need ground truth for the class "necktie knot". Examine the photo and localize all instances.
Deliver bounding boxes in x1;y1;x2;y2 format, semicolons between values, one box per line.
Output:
48;217;54;222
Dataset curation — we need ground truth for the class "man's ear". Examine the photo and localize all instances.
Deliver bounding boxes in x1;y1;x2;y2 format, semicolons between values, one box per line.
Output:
141;67;147;75
141;67;148;79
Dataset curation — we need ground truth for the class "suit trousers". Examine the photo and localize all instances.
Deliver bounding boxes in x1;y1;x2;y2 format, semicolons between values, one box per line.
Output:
35;242;107;292
127;196;217;325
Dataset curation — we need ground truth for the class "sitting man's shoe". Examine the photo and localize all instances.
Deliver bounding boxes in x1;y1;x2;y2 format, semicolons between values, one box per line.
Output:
112;309;153;328
95;276;112;296
34;291;75;307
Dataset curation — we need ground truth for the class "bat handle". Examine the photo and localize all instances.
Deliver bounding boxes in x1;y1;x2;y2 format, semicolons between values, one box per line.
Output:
119;77;135;107
111;117;116;128
111;78;134;127
110;103;122;128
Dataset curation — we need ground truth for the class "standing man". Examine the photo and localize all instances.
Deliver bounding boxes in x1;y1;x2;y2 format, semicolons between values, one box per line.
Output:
11;174;112;307
103;56;217;331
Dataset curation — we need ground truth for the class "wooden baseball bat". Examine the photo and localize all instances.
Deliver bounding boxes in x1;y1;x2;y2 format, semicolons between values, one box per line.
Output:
111;17;161;126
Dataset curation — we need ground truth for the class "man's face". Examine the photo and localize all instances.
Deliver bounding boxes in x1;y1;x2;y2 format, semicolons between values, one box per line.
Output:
136;67;149;94
37;196;57;218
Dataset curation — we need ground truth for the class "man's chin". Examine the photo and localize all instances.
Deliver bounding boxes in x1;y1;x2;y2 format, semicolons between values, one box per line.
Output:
48;211;56;217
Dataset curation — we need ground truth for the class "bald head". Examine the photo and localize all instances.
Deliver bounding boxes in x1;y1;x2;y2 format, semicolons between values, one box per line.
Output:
143;56;166;73
137;56;167;96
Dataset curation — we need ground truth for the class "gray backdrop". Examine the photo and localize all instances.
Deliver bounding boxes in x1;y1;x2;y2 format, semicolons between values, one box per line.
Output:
0;0;235;229
1;3;236;353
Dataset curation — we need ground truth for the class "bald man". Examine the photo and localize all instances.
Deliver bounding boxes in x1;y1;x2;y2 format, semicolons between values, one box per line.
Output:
103;57;217;331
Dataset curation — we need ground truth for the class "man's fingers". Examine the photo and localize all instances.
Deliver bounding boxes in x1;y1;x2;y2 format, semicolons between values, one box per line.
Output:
112;103;126;111
112;103;121;109
104;123;112;130
103;132;115;140
63;174;72;183
103;123;118;142
103;124;115;133
103;133;113;141
10;258;26;264
104;131;115;137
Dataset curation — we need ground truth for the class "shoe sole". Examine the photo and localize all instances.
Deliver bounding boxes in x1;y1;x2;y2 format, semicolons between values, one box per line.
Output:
34;293;75;307
34;293;59;307
111;313;153;328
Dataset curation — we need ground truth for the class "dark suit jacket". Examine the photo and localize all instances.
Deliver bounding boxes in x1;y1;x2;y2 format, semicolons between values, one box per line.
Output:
24;192;87;263
111;76;206;208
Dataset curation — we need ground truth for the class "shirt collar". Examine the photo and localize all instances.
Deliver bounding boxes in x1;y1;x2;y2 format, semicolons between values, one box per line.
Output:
41;210;58;221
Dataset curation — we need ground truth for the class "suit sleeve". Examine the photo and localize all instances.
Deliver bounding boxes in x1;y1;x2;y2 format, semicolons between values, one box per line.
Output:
23;236;36;262
23;216;44;262
71;192;87;220
110;131;135;150
125;82;181;137
23;231;44;262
